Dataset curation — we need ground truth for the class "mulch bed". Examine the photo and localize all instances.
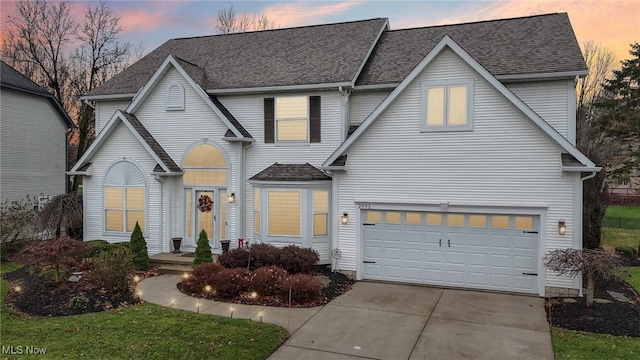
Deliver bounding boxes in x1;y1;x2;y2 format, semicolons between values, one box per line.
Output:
547;265;640;337
3;267;156;317
177;265;354;307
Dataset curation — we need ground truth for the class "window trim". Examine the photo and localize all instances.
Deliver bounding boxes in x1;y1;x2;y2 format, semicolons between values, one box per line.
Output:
421;79;474;132
102;159;147;235
166;82;185;111
312;189;329;237
275;96;310;143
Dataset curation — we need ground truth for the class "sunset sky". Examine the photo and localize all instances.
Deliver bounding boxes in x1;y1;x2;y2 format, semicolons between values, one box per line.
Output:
1;0;639;64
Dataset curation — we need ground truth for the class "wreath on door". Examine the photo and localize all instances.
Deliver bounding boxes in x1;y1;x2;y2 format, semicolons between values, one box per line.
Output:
197;194;213;213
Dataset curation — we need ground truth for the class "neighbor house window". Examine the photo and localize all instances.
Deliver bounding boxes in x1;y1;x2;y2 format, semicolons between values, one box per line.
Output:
103;161;146;232
422;79;473;131
268;190;301;236
264;96;321;143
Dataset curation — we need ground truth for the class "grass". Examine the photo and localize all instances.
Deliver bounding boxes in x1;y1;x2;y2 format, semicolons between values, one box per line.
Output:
1;263;288;359
601;227;640;250
621;267;640;294
551;328;640;360
603;205;640;229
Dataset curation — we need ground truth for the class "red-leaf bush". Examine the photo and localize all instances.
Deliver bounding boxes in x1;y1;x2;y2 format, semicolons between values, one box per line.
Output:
182;262;224;296
210;267;251;299
279;273;323;304
278;245;319;274
249;265;289;297
251;243;280;268
217;247;252;269
16;237;90;282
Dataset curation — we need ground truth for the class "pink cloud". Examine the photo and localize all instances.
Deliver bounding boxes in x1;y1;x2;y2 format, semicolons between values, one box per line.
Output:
411;0;639;62
262;1;363;28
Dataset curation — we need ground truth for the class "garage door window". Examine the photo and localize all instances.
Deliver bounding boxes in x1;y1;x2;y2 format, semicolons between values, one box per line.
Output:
447;214;465;227
426;213;442;225
492;215;510;229
406;212;422;225
515;216;534;230
469;215;487;228
386;212;401;224
366;211;382;223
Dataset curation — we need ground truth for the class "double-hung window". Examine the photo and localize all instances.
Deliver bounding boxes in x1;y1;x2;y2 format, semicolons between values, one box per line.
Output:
264;96;321;143
103;160;146;233
422;79;473;131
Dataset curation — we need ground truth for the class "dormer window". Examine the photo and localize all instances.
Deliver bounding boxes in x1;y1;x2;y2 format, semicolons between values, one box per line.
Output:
166;82;185;110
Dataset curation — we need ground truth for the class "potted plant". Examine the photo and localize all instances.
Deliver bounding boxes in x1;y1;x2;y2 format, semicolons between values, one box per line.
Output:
171;237;183;253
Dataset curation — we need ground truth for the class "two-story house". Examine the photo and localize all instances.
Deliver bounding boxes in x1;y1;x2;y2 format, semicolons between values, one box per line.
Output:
70;13;599;297
1;60;74;203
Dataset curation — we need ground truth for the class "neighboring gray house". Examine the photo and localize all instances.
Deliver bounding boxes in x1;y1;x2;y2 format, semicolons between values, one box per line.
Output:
71;13;599;297
1;60;74;203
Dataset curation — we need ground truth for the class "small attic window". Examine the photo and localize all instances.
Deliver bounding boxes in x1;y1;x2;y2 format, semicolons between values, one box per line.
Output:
166;83;185;110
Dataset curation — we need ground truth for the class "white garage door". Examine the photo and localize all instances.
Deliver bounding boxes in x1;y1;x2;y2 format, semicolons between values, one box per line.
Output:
362;210;539;294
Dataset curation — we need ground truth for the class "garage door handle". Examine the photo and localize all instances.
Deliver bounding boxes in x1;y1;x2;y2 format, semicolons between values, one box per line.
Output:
522;231;538;234
448;239;450;248
522;273;538;276
363;223;376;226
363;261;376;264
439;239;441;247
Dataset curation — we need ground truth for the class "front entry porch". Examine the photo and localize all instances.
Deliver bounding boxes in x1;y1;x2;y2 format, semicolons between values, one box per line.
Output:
150;252;220;275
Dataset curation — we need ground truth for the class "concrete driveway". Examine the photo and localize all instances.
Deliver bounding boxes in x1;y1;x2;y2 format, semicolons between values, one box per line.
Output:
269;282;553;360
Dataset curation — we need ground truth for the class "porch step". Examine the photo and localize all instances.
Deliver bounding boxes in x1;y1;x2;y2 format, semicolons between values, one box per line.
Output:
158;265;193;276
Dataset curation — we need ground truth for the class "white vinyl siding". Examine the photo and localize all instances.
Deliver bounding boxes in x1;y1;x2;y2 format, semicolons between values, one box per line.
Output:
95;100;131;133
349;90;391;126
506;80;569;140
335;49;578;294
0;89;68;202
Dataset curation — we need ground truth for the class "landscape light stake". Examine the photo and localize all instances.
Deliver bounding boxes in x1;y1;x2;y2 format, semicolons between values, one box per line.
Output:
169;300;176;308
257;311;264;323
230;306;235;319
196;302;201;314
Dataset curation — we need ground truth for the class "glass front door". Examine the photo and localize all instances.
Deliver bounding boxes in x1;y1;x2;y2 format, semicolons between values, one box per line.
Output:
195;190;215;245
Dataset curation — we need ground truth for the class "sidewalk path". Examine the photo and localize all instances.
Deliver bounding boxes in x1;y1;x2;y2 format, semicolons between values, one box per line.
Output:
136;274;322;334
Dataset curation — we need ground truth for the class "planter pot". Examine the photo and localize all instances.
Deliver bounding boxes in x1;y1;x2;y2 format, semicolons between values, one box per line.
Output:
220;240;231;253
171;237;183;253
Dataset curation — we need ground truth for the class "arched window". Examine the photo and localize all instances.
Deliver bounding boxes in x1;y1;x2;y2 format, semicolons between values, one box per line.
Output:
166;83;185;110
103;160;146;232
183;143;227;186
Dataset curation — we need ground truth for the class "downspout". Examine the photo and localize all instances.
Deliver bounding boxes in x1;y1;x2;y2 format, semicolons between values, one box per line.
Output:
241;141;255;242
338;86;351;142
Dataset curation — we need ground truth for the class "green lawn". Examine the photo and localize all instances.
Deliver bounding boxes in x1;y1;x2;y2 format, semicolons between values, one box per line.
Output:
601;227;640;250
606;205;640;218
1;263;287;359
603;206;640;229
552;328;640;359
622;267;640;294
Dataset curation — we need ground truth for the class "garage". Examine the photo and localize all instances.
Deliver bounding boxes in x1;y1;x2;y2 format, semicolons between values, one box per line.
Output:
362;210;539;294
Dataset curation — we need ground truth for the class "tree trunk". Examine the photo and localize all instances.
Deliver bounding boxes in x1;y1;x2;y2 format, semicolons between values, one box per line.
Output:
586;271;595;307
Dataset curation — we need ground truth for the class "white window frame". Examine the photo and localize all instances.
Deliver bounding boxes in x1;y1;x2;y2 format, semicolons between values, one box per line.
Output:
275;96;309;143
421;79;474;132
166;82;185;111
312;189;329;237
102;160;147;235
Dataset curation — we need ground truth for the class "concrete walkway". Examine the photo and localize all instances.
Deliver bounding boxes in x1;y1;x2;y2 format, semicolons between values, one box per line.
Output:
137;276;554;360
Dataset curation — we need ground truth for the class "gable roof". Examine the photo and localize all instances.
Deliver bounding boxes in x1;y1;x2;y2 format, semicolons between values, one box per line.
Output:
249;163;331;182
125;54;252;140
323;36;598;171
86;18;388;97
357;13;587;86
70;110;181;174
0;60;74;128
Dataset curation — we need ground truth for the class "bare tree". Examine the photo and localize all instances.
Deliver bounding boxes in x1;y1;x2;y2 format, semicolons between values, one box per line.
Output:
2;1;140;192
575;42;616;249
36;193;83;238
215;6;277;34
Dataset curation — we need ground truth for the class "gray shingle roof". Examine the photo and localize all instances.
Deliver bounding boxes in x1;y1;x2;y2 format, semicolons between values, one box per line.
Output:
120;112;182;172
1;60;74;128
357;13;587;85
250;163;331;181
209;95;253;138
87;19;387;96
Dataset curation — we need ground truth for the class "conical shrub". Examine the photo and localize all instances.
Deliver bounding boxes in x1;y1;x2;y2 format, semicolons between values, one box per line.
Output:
193;229;213;266
130;221;150;270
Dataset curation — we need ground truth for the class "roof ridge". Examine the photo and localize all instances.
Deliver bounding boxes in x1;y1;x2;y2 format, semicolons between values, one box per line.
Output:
386;12;563;32
168;18;387;41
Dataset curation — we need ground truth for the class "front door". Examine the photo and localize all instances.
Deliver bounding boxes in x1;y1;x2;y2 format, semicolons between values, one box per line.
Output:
195;190;215;246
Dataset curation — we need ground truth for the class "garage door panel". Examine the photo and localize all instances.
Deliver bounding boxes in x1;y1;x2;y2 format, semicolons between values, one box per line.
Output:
363;211;539;294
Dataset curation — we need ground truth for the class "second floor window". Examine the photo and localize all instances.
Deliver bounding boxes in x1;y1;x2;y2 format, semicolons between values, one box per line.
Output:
421;79;473;132
264;96;321;144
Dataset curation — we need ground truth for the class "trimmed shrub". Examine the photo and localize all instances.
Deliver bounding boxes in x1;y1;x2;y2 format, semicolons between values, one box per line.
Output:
91;246;134;293
211;267;250;299
87;239;111;258
193;229;213;266
16;237;90;282
182;262;224;296
129;222;150;270
251;243;280;268
217;247;252;268
279;273;323;304
615;246;638;258
279;245;319;274
250;265;289;297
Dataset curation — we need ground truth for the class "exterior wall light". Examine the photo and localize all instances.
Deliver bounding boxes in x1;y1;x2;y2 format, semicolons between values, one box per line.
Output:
340;212;349;225
558;220;566;235
228;192;236;203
